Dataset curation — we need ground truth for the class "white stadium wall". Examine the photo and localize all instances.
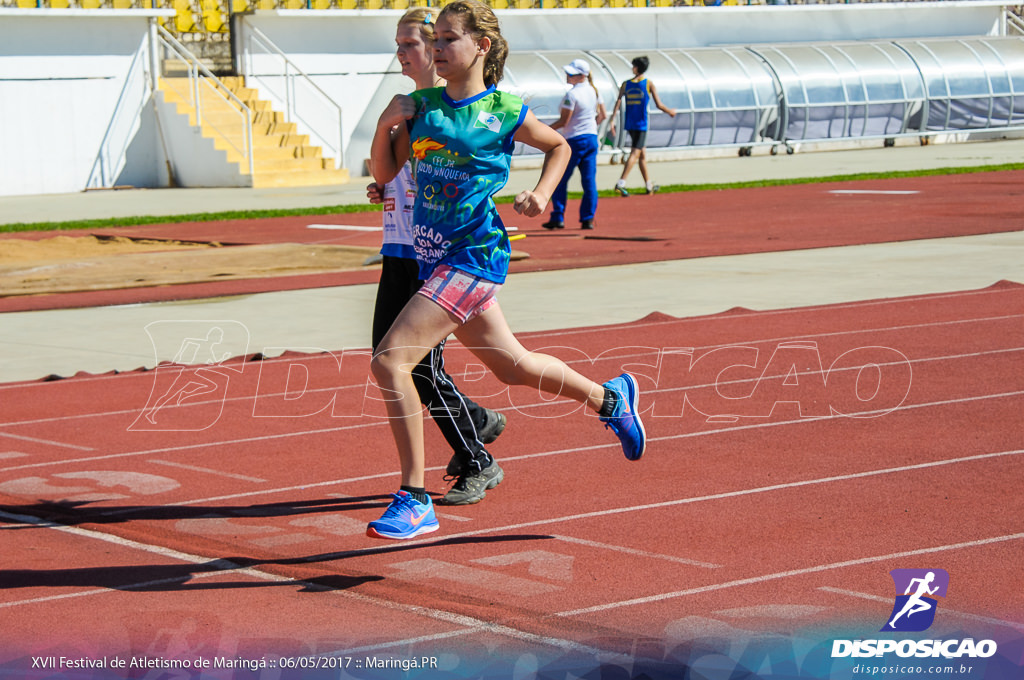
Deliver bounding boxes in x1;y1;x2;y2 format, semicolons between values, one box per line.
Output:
0;9;174;198
0;2;1012;197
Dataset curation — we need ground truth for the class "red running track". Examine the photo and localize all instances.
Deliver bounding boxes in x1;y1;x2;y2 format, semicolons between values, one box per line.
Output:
3;169;1023;313
1;280;1023;675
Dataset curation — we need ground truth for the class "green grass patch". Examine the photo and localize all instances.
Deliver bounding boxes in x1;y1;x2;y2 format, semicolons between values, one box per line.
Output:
0;202;382;235
4;161;1023;234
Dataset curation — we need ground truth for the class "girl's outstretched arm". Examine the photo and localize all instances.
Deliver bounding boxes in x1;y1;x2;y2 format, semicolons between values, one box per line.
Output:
370;94;415;185
511;110;570;217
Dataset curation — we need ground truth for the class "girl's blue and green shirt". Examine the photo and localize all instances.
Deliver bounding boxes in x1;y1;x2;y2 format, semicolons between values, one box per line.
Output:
406;85;528;284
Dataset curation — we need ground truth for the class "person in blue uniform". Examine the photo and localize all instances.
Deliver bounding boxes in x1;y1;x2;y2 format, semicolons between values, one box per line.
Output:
608;55;676;196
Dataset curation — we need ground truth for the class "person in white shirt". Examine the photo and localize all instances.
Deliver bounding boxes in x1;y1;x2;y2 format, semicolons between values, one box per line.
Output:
542;58;607;231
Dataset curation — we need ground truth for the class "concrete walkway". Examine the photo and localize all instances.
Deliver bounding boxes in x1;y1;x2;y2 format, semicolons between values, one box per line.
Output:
2;139;1023;384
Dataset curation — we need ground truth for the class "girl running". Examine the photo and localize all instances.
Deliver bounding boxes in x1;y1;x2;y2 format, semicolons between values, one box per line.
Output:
367;0;646;541
368;8;508;507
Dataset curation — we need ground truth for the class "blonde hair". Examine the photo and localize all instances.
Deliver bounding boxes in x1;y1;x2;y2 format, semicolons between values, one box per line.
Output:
438;0;508;88
586;72;600;98
397;6;439;43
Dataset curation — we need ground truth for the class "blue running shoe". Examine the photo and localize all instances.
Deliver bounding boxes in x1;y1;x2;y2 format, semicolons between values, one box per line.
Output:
600;373;646;461
366;491;439;540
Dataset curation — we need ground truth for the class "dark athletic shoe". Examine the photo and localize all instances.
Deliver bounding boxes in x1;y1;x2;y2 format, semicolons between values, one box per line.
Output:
445;409;506;477
645;184;660;195
581;219;594;230
440;460;504;505
615;185;629;197
478;408;507;444
541;220;565;230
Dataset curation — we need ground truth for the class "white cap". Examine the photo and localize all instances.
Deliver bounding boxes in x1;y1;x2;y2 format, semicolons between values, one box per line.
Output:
563;58;590;77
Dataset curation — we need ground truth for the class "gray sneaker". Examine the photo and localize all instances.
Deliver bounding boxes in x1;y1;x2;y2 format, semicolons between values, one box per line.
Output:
440;460;504;505
446;408;506;477
478;408;507;444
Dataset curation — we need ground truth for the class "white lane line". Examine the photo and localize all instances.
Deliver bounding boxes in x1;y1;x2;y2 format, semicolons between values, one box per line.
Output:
2;288;1020;399
1;421;386;473
306;224;382;231
148;459;267;484
0;510;623;662
829;190;920;195
6;342;1019;448
818;587;1024;631
329;629;480;656
0;431;93;451
555;532;1024;618
2;312;1020;429
3;338;1021;476
267;449;1024;564
69;393;1024;513
552;535;721;569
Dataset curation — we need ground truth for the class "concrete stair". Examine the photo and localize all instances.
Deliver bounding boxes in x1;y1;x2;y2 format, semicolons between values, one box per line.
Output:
158;75;350;188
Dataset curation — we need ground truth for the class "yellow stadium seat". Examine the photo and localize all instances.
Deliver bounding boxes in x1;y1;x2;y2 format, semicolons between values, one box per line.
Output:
336;0;356;7
364;0;384;8
79;0;102;6
231;0;249;13
16;0;38;7
309;0;331;7
391;0;410;8
511;0;532;7
561;0;580;7
490;0;509;7
173;0;198;32
111;0;134;7
50;0;72;7
201;0;227;32
585;0;604;7
255;0;274;10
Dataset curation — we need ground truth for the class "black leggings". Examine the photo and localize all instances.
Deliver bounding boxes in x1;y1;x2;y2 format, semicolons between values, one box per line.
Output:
371;255;493;472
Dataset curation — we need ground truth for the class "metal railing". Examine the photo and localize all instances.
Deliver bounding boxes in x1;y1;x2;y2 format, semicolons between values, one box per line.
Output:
1007;8;1024;35
153;22;255;177
240;24;345;169
86;40;150;188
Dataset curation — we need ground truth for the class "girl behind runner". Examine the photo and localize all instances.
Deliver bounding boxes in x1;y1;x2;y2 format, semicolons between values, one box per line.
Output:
367;0;647;541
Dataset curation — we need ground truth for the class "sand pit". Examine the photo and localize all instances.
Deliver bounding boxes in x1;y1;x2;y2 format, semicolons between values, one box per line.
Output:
0;235;379;296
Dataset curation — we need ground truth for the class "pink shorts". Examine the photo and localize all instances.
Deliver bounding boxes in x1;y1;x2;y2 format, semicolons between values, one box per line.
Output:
418;265;500;323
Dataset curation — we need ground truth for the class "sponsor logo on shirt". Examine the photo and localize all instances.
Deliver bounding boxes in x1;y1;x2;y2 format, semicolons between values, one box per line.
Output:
474;110;504;133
